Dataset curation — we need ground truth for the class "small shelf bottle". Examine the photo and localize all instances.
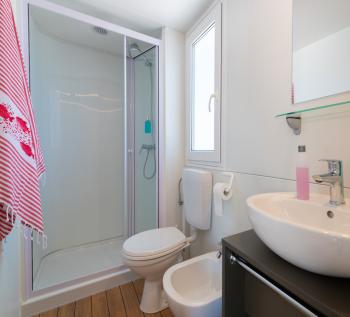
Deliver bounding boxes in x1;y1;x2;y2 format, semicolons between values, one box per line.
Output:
296;145;309;200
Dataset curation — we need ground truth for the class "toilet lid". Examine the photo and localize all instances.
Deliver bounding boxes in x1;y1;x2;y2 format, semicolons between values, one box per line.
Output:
122;227;186;257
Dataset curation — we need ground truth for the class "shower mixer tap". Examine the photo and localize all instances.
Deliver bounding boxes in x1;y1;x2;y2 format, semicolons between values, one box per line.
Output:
139;144;156;180
139;144;155;154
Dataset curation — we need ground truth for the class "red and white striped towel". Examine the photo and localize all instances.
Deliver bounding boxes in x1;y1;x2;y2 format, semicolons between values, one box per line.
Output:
0;0;45;241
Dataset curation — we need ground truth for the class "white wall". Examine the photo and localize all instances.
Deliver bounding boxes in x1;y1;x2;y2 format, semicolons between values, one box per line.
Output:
160;28;186;230
0;227;21;317
293;25;350;103
190;0;350;256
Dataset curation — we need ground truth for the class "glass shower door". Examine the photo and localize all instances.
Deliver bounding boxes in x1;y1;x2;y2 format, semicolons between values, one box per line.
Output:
29;5;126;291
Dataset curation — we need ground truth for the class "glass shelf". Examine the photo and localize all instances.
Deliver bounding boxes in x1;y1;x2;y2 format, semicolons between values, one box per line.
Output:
276;100;350;118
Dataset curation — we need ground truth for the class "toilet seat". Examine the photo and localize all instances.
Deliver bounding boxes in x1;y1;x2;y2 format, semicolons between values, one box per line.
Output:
123;244;187;267
122;227;187;260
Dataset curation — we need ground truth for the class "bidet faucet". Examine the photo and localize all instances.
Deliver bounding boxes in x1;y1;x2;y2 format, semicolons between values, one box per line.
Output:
312;159;345;206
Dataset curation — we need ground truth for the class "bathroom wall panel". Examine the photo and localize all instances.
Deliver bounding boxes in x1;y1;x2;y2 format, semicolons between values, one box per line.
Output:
160;27;186;230
191;171;350;256
222;0;350;186
191;0;350;256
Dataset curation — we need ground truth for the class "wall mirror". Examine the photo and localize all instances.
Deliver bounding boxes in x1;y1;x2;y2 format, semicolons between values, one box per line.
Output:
292;0;350;104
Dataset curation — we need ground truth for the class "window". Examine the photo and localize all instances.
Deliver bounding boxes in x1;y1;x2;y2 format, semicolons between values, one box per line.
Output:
186;3;221;164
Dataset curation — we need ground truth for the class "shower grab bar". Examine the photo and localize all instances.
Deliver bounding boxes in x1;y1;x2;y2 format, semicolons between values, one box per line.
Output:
178;177;183;206
139;143;155;154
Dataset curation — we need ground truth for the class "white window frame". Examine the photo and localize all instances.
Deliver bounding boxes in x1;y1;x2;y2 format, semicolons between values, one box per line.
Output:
186;2;222;165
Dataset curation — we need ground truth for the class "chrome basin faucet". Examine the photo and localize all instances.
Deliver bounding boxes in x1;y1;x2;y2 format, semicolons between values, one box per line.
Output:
313;159;345;206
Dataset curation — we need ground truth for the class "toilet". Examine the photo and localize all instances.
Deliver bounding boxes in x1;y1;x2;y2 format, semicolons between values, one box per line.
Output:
163;251;222;317
122;168;212;313
122;227;189;313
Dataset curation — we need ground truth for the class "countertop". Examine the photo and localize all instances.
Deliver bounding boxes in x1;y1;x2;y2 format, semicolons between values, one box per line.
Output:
223;230;350;317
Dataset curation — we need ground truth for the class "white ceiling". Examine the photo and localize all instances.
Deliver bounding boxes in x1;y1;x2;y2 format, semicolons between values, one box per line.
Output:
49;0;215;37
293;0;350;51
30;5;155;57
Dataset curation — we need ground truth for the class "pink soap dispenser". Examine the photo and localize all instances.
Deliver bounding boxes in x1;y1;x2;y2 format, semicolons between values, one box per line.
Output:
296;145;309;200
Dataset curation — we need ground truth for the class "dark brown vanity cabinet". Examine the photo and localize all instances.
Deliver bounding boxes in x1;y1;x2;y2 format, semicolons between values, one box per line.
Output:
222;231;350;317
223;248;313;316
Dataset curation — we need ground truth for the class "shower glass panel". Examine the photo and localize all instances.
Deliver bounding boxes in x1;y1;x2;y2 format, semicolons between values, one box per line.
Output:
127;40;158;233
29;6;126;291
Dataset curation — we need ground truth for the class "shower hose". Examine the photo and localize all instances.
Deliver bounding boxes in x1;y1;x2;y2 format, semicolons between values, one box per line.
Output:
143;146;156;180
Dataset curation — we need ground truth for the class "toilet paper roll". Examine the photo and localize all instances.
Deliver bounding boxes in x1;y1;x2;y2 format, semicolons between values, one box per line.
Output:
213;182;233;216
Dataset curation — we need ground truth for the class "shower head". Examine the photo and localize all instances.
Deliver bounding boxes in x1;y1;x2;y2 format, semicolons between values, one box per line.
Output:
129;43;142;56
128;43;152;66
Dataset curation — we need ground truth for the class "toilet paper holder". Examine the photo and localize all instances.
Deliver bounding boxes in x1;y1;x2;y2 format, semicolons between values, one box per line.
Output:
223;172;234;195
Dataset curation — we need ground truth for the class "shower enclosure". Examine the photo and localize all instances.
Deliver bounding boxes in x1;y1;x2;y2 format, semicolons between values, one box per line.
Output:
22;0;160;296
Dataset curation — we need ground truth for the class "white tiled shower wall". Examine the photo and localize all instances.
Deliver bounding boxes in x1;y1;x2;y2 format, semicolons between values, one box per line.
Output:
30;13;125;261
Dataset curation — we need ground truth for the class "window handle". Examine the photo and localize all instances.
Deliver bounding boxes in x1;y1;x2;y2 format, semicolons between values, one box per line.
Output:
208;93;216;112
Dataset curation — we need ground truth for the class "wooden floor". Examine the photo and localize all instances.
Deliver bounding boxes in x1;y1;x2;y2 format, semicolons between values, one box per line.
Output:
33;279;174;317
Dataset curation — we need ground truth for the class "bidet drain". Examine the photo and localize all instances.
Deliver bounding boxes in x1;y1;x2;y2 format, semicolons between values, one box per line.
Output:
327;210;334;219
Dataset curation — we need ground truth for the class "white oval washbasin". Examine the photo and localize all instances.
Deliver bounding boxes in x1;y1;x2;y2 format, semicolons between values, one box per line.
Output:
247;192;350;278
